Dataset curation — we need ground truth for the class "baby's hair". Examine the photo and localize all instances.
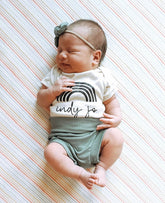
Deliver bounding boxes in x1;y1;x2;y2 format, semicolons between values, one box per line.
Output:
67;19;107;64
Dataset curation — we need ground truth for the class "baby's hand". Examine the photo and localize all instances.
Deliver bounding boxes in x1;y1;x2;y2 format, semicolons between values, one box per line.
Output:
51;76;75;96
96;113;121;130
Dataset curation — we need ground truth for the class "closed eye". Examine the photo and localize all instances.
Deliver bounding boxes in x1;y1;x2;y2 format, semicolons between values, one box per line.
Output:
57;47;62;54
68;49;79;53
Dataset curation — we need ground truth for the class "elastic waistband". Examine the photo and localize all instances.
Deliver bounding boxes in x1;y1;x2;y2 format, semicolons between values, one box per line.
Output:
50;117;101;133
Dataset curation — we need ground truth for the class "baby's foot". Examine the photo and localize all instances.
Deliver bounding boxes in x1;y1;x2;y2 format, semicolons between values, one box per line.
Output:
94;165;106;187
78;169;98;189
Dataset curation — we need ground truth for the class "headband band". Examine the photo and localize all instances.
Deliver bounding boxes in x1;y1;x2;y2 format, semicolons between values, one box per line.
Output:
65;30;96;50
54;22;96;51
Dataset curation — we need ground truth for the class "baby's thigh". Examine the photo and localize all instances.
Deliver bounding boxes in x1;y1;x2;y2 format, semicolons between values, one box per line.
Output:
44;142;67;159
101;128;123;148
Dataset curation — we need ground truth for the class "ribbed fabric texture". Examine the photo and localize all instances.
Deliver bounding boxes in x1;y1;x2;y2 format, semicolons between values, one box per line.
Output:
1;0;164;202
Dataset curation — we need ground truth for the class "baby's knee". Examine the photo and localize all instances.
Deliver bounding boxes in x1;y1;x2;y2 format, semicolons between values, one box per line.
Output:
44;143;56;160
44;144;51;160
103;128;124;147
44;142;67;161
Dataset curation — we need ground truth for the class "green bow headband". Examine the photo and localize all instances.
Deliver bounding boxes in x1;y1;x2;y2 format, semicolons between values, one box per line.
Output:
54;22;96;50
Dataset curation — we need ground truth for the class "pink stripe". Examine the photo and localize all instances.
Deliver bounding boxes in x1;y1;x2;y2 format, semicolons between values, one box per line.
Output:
128;0;165;38
106;173;143;201
32;0;59;24
54;0;75;20
106;130;163;200
2;103;116;201
16;5;162;200
152;0;165;13
21;0;165;161
31;1;164;93
89;190;111;202
120;91;165;159
1;37;41;80
102;0;165;65
0;196;8;203
1;106;45;148
30;4;125;200
0;174;32;203
1;153;58;203
2;1;164;202
110;54;165;130
79;0;165;91
109;54;165;118
121;120;164;175
1;82;48;134
105;183;129;202
8;0;54;48
79;1;165;114
33;0;164;178
1;128;84;203
3;86;163;199
1;60;36;97
7;0;164;147
29;0;165;120
111;160;162;202
1;14;52;68
120;152;163;200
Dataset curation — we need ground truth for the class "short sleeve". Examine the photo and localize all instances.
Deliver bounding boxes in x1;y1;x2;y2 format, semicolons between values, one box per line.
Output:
101;67;118;102
41;71;52;87
41;65;60;87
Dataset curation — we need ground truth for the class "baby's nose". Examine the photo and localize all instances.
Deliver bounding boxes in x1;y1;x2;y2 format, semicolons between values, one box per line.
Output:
59;51;67;59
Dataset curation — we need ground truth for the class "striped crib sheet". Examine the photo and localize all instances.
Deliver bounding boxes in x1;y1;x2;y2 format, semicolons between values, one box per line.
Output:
1;0;165;202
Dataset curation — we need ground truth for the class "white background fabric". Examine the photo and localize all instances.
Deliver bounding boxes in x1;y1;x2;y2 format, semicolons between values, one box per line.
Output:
1;0;165;202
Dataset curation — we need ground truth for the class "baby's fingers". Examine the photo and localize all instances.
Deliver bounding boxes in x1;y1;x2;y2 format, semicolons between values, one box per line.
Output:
102;113;114;119
96;124;111;131
63;82;75;89
99;117;113;124
61;77;75;86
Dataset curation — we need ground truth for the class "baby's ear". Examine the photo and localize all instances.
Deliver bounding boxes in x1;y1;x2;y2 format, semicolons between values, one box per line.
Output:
92;50;102;66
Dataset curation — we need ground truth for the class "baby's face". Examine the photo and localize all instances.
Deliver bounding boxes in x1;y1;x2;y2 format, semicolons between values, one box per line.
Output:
56;32;95;73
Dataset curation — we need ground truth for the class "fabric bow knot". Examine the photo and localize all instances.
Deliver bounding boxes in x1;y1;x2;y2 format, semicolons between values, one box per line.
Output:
54;22;68;47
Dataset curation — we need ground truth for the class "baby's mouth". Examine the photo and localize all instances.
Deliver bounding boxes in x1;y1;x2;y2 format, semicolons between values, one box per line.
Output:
61;63;70;67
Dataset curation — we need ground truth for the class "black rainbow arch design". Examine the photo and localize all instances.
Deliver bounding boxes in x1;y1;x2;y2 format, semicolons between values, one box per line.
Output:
57;82;97;102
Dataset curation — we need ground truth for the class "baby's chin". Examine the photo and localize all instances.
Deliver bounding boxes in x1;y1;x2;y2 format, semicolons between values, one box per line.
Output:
58;64;72;73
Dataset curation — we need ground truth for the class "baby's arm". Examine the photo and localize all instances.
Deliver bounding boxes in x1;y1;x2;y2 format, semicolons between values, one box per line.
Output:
37;76;75;110
97;95;122;130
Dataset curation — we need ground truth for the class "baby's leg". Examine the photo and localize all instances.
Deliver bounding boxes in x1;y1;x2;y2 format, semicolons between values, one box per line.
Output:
44;142;98;189
94;128;124;187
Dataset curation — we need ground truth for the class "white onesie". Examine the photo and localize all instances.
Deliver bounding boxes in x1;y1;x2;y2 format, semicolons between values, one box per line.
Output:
41;65;117;118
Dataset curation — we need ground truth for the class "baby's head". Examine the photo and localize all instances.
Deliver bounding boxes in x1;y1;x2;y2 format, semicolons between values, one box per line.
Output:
55;19;107;65
67;19;107;63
